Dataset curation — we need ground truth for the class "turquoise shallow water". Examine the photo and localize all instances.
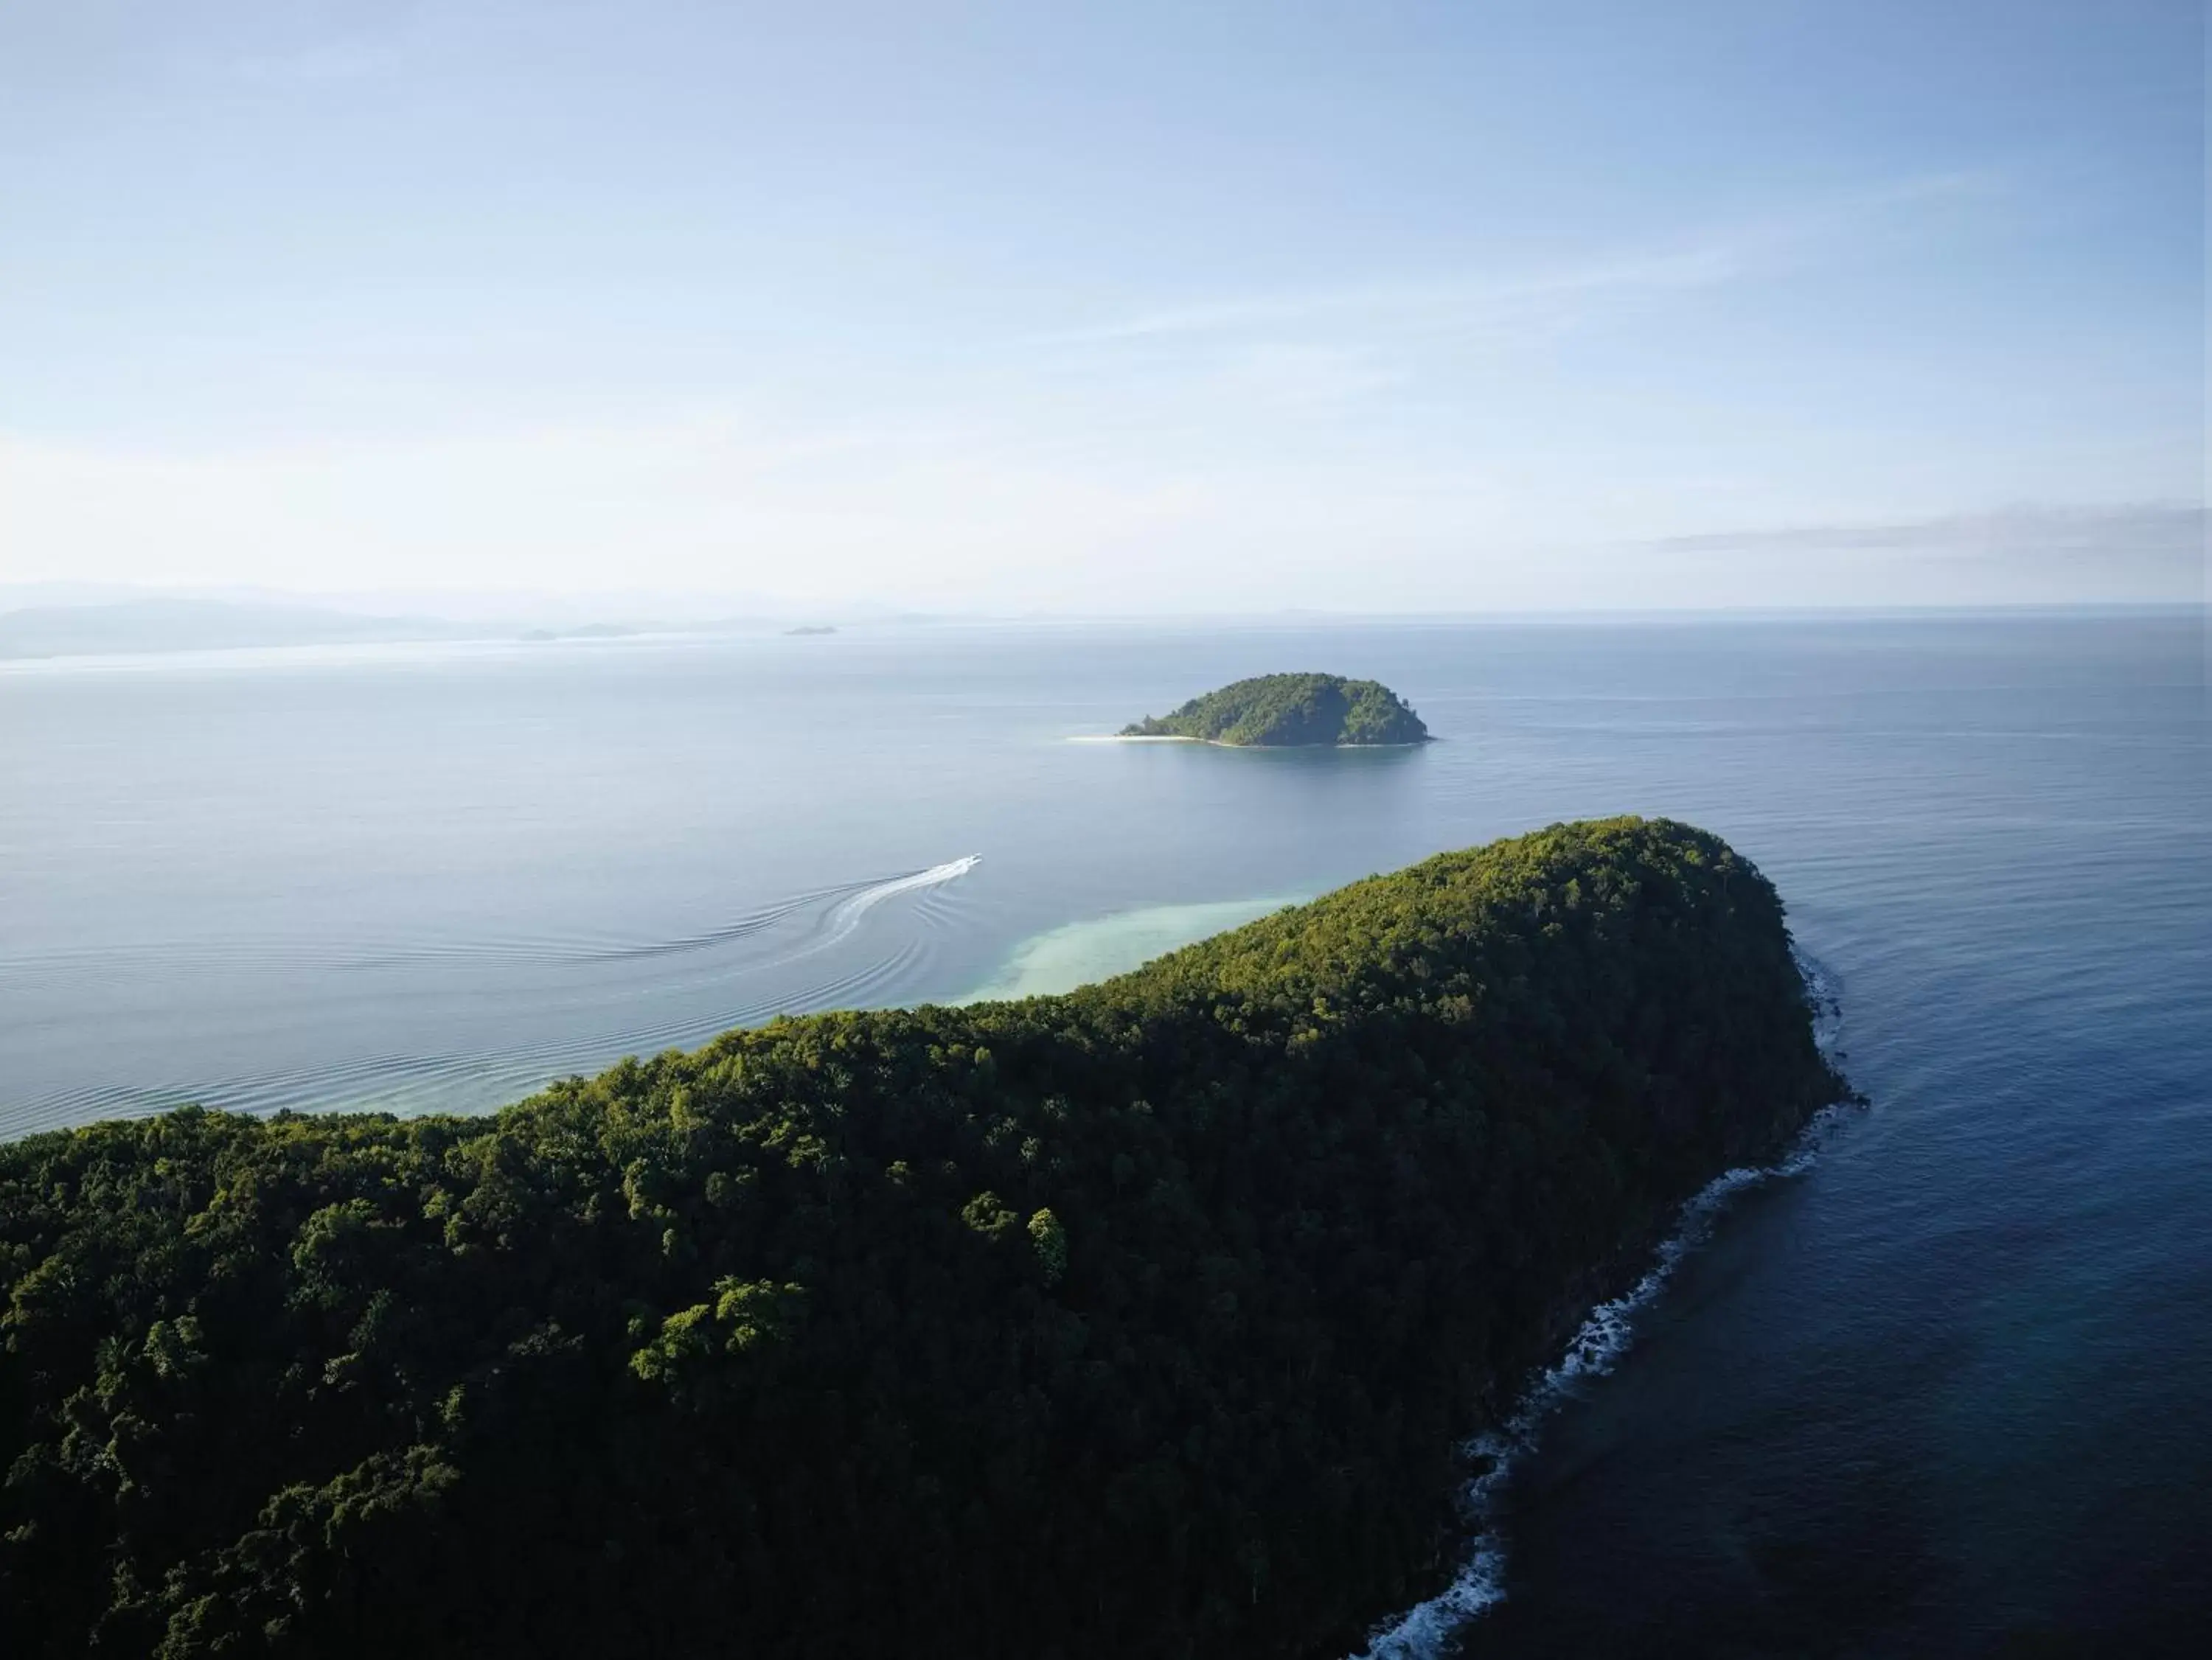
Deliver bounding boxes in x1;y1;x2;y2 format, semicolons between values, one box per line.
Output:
2;610;2206;1652
956;892;1301;1001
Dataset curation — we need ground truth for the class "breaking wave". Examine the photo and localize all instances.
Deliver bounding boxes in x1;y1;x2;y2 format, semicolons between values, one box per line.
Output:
1351;950;1849;1658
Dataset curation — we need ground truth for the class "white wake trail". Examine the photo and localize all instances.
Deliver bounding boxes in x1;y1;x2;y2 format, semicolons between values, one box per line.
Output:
823;856;981;948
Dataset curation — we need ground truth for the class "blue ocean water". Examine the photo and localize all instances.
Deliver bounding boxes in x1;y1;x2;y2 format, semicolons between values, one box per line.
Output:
2;610;2206;1652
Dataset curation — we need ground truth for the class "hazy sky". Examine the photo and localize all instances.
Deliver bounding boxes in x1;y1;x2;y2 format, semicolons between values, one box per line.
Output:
1;1;2202;613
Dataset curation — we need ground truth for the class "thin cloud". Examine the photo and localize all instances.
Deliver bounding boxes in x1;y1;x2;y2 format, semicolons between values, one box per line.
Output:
1038;171;1992;348
1037;248;1741;347
1656;503;2203;562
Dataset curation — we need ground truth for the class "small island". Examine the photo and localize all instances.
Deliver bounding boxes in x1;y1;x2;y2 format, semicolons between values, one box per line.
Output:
1121;671;1431;746
784;624;838;637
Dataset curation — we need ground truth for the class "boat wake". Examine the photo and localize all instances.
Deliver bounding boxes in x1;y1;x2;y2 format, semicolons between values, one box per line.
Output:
0;859;983;983
0;856;984;1140
1350;951;1849;1658
824;856;980;946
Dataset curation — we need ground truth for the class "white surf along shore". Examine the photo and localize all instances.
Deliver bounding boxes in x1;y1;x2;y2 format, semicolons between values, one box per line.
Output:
1348;949;1851;1659
952;898;1851;1658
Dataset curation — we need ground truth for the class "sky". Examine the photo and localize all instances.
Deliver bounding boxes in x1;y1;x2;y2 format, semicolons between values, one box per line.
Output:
0;1;2202;614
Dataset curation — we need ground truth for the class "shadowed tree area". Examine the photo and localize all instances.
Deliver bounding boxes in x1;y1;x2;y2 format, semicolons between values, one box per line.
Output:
0;818;1844;1659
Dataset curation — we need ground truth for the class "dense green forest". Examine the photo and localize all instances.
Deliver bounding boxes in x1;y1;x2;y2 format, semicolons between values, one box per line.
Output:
0;819;1843;1659
1121;672;1432;745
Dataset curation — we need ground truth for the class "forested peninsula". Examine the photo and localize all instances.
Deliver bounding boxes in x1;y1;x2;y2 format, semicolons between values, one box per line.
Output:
1121;672;1431;745
0;819;1846;1660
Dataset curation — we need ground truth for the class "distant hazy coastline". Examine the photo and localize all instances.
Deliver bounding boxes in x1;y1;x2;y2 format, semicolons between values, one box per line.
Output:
0;596;842;662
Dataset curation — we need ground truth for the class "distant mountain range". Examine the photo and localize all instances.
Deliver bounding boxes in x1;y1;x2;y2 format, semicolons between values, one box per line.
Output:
0;599;824;660
0;599;477;659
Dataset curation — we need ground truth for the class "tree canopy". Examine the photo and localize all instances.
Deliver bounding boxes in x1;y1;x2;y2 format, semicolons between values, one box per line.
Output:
1121;672;1431;745
0;817;1843;1659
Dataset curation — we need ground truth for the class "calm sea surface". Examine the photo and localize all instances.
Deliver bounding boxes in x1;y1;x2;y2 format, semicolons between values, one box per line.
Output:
4;612;2207;1653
